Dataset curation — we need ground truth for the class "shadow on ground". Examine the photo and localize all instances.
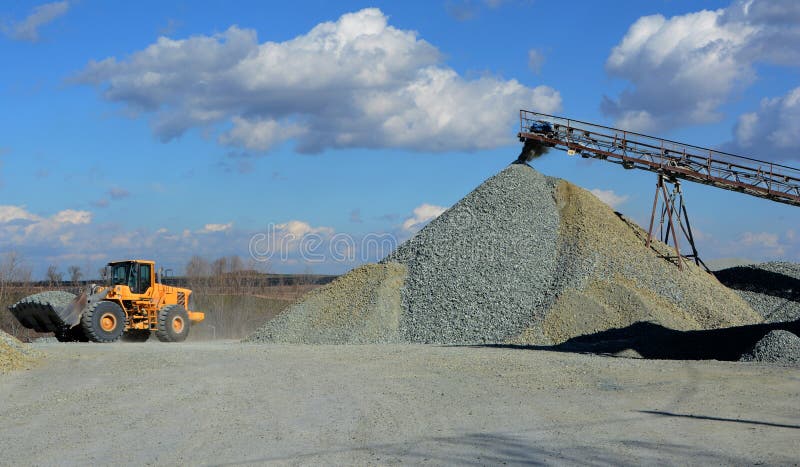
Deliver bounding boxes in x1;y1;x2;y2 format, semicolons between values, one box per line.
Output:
639;410;800;429
218;429;754;466
478;319;800;361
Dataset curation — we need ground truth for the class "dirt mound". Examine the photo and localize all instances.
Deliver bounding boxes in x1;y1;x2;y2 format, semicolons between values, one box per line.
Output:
247;263;407;344
249;164;760;345
1;330;41;373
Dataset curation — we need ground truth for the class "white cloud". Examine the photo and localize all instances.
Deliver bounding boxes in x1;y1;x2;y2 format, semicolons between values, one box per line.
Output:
3;1;70;42
736;230;788;257
274;220;334;238
740;231;780;248
728;87;800;161
107;187;130;200
75;8;561;153
527;48;545;74
0;205;92;247
219;118;307;151
199;222;233;233
403;203;447;231
0;205;40;223
603;0;800;132
590;189;629;209
51;209;91;225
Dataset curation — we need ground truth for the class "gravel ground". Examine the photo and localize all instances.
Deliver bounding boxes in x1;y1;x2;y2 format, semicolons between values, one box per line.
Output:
715;262;800;323
740;330;800;366
0;342;797;466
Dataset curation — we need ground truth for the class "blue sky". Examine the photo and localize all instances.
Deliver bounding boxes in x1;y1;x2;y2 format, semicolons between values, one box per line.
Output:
1;0;798;278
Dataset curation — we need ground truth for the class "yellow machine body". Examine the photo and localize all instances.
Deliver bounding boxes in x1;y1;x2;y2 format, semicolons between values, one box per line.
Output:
101;259;204;331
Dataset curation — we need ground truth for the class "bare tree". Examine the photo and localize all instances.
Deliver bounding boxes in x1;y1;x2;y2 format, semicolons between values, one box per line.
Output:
46;264;62;286
98;266;109;283
211;257;228;277
0;252;33;339
186;256;210;278
229;255;244;273
186;256;211;291
67;265;83;285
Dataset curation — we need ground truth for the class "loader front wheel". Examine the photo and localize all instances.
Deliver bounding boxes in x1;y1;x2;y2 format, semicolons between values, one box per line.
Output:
81;301;125;343
156;305;190;342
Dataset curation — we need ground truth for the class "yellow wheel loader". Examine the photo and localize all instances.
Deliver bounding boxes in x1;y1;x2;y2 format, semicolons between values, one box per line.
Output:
9;260;204;343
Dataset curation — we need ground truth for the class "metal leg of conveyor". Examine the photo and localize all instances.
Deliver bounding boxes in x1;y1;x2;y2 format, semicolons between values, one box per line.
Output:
646;173;709;272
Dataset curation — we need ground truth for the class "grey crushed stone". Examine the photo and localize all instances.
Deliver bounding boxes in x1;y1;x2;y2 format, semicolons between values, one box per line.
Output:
715;262;800;323
12;291;77;309
740;330;800;366
251;164;758;346
384;164;561;344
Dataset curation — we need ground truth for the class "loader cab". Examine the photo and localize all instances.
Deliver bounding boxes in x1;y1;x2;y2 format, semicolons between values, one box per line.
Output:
108;260;154;295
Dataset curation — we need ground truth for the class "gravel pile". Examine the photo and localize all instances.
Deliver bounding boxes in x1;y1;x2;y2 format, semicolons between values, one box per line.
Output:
12;291;77;309
740;330;800;366
249;164;761;345
386;165;561;343
715;262;800;323
520;178;760;345
247;263;406;344
1;330;41;373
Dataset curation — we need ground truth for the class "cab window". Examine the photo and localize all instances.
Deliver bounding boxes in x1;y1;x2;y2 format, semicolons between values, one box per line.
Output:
111;264;130;286
138;264;151;294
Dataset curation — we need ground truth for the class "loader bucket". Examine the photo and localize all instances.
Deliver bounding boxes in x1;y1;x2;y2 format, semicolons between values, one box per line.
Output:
9;291;83;333
8;288;109;334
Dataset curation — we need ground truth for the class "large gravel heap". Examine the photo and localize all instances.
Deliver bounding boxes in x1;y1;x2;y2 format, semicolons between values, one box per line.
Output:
1;330;41;373
249;164;761;345
715;262;800;323
740;330;800;366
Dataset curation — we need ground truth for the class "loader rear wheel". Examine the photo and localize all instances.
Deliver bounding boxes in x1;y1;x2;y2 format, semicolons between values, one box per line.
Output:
81;301;125;343
156;305;190;342
122;330;150;342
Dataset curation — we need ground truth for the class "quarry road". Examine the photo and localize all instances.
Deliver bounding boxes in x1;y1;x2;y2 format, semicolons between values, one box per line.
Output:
0;342;797;466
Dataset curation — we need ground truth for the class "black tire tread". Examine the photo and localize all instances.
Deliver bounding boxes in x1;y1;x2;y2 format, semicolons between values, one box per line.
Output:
155;304;190;343
81;301;125;343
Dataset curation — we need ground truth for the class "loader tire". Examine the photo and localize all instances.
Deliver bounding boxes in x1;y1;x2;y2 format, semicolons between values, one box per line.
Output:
122;330;150;342
81;301;125;343
156;305;190;342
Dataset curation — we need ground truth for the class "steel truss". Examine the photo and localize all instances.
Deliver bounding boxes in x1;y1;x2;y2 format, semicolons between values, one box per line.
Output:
518;110;800;268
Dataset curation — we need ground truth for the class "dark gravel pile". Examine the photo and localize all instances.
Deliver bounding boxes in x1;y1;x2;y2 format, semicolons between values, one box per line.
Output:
740;330;800;366
715;262;800;323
